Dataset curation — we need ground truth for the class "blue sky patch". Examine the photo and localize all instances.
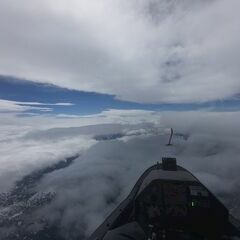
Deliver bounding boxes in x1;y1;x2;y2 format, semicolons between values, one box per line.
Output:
0;75;239;116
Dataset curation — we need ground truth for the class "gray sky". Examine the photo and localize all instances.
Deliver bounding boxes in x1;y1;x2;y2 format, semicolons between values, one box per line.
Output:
0;0;240;103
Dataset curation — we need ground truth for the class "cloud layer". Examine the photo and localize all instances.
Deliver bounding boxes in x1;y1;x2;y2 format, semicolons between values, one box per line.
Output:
0;0;240;103
1;110;240;239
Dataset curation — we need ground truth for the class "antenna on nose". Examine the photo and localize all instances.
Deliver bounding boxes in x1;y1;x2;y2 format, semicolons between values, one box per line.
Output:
166;128;173;146
163;128;177;170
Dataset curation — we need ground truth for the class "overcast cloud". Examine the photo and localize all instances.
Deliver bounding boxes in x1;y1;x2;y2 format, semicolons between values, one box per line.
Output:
0;0;240;103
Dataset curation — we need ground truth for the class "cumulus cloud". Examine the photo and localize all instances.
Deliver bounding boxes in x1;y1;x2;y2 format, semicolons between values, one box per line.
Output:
0;0;239;103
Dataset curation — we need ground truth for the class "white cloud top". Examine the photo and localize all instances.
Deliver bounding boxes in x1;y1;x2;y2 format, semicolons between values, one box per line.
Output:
0;99;73;112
